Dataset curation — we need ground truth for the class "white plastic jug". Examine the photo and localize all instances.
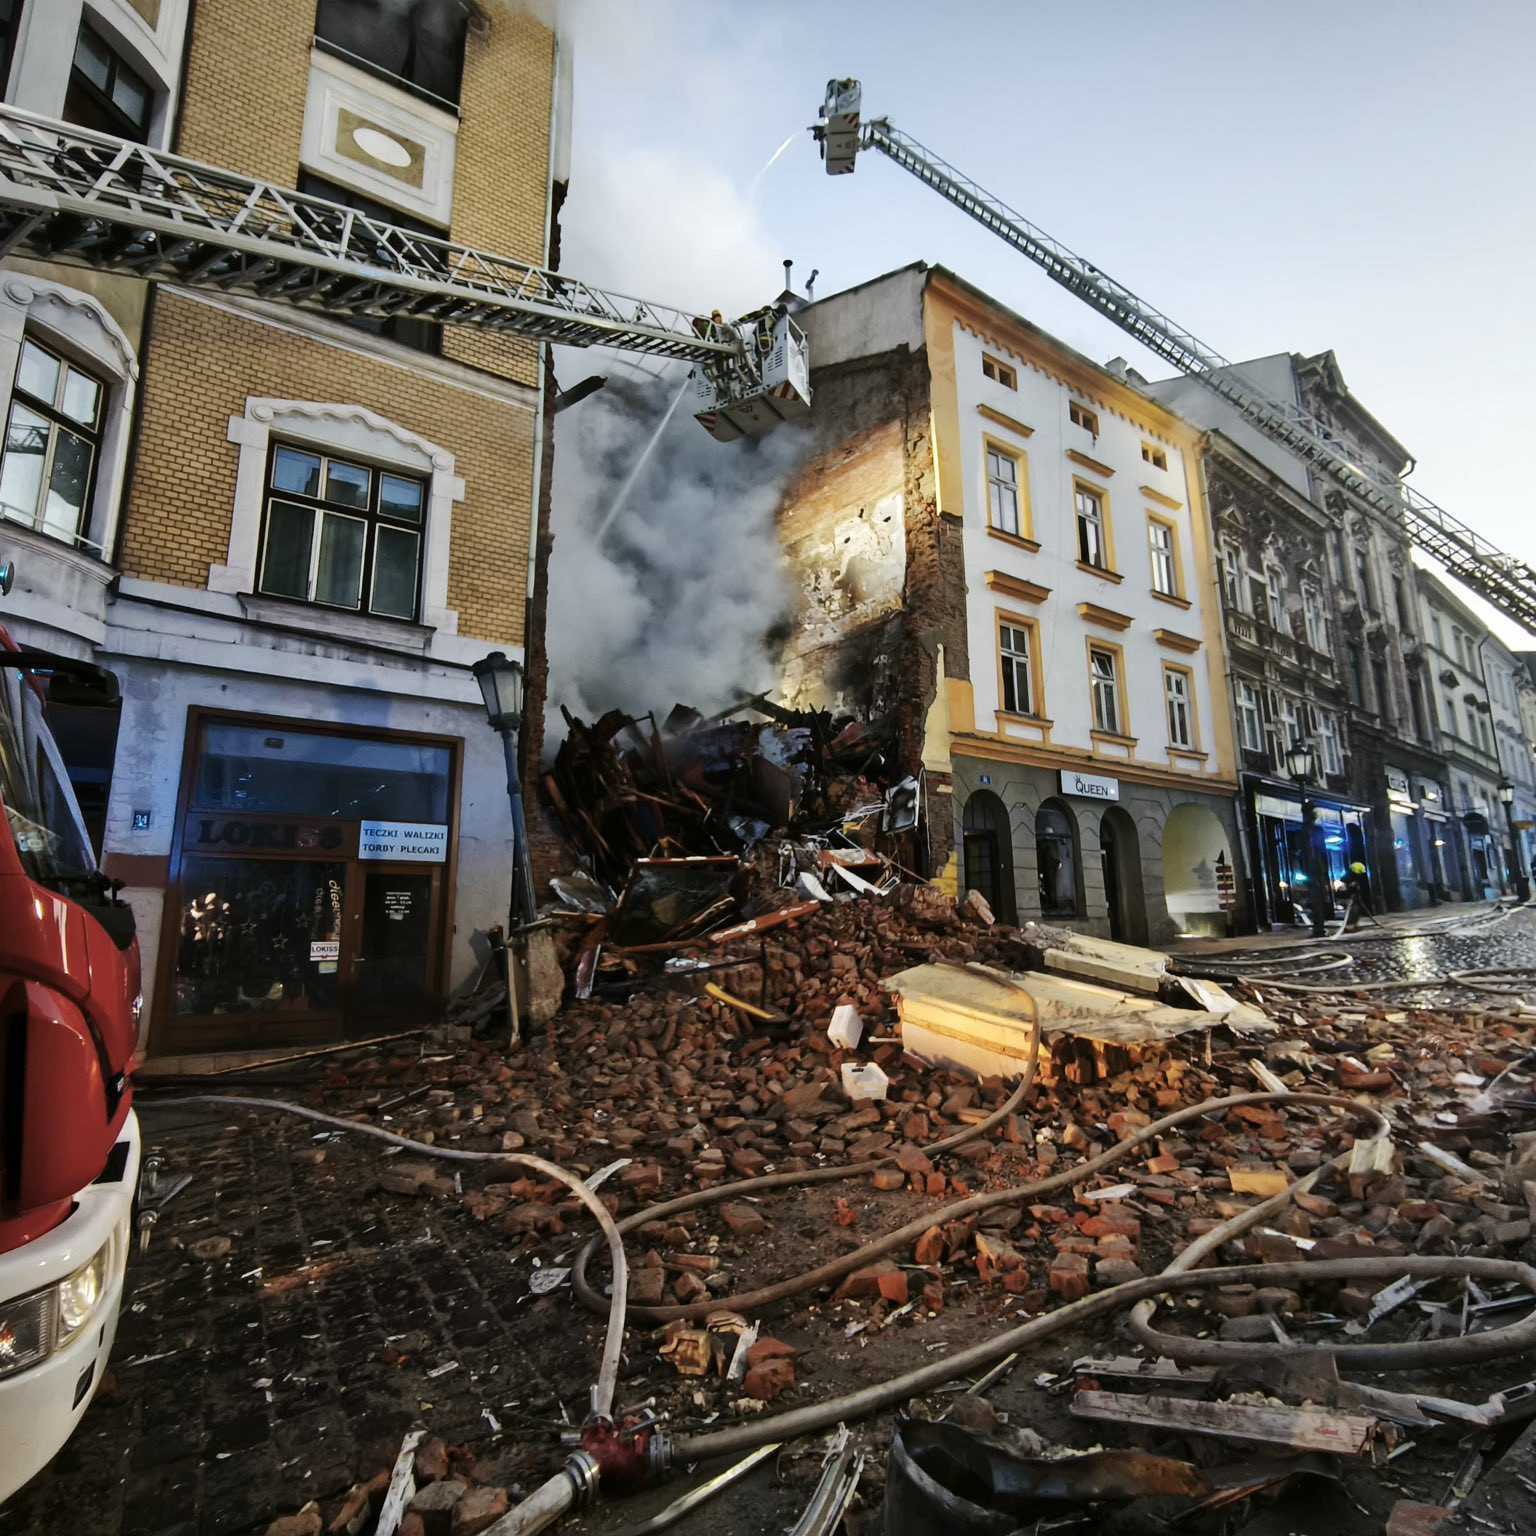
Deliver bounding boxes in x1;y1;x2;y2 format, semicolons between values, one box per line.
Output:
828;1004;864;1050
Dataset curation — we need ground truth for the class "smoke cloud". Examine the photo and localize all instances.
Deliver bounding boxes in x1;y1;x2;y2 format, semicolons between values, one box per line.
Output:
545;366;807;742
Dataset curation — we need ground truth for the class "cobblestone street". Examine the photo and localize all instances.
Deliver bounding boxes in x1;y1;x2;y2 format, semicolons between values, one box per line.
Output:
4;905;1535;1536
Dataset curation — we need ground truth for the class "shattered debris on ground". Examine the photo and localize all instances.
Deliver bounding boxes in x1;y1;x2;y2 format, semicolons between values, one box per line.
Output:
17;861;1536;1535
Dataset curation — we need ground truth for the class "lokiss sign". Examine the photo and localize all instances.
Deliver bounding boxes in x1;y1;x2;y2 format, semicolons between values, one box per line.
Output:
1059;769;1120;802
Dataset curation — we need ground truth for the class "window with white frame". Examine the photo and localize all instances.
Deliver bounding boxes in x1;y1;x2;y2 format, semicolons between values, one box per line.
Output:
1089;646;1122;734
1148;518;1179;597
1075;483;1108;569
1279;695;1302;750
1163;667;1194;748
258;444;425;620
1220;544;1245;611
1264;564;1286;628
1319;712;1345;776
1302;583;1328;652
0;338;105;548
1235;681;1263;752
999;619;1034;716
986;444;1021;537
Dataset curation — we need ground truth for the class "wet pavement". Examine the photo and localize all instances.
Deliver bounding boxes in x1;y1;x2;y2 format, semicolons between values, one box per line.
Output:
1175;903;1536;994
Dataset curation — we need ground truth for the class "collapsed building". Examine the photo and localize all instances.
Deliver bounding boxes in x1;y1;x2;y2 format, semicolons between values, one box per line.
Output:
772;264;1247;945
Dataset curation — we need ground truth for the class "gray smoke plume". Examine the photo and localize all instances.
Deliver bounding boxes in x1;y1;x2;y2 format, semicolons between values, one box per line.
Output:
545;364;807;742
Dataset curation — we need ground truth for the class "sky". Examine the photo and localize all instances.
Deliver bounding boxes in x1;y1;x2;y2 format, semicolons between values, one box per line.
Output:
552;0;1536;646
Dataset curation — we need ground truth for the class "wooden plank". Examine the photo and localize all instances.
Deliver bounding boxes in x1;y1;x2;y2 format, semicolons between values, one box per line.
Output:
1071;1390;1378;1456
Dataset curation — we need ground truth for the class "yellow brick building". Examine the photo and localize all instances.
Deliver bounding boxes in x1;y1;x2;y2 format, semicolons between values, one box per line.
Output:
0;0;565;1055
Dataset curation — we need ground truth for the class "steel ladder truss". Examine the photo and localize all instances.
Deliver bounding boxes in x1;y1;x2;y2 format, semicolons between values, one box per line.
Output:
0;103;745;372
860;117;1536;636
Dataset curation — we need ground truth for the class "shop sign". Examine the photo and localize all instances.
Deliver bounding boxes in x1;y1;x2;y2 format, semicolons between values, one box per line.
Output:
359;819;449;862
187;816;344;852
309;941;340;962
1059;769;1119;802
1255;793;1300;822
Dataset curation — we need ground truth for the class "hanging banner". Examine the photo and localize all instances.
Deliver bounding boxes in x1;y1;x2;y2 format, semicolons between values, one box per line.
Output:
358;820;449;862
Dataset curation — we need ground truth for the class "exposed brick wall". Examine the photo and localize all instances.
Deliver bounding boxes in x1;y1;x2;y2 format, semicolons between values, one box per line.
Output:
176;2;553;392
121;293;536;645
775;345;962;878
439;10;553;390
174;1;312;180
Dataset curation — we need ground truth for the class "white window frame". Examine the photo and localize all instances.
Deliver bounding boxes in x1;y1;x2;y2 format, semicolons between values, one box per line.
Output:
1076;483;1108;569
1163;667;1193;748
1235;681;1263;752
1302;583;1328;653
0;275;138;560
1089;646;1121;734
1319;712;1344;776
999;619;1034;716
986;444;1021;536
213;398;463;635
1148;519;1177;597
1220;544;1246;612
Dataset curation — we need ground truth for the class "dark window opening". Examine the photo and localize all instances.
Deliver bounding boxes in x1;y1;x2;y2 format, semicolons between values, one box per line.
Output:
1408;678;1427;740
257;442;426;622
1355;550;1375;611
1392;575;1410;629
1036;799;1079;918
63;21;154;143
1346;643;1364;706
0;0;23;94
315;0;469;109
296;173;446;355
962;789;1016;925
1372;658;1391;721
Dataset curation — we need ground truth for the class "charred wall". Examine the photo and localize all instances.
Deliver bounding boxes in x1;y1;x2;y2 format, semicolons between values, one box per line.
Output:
775;338;964;877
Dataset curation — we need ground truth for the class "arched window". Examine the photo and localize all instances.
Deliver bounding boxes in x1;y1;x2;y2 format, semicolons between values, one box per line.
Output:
962;788;1016;925
1035;799;1079;918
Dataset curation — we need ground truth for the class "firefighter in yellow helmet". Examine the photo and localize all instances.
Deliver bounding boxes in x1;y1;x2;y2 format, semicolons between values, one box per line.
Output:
1343;860;1375;926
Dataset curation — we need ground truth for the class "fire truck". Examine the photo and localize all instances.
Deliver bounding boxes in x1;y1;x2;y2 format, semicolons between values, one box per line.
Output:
0;588;140;1502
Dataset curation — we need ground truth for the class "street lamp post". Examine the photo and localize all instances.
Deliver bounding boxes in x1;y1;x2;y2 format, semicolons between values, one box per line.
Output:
472;651;538;1044
1498;781;1530;904
1284;740;1329;938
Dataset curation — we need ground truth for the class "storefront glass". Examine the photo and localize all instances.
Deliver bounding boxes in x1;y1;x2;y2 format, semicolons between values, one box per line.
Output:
160;714;456;1051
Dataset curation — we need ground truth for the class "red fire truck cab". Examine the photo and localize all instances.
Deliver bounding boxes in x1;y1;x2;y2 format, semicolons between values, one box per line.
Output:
0;621;140;1503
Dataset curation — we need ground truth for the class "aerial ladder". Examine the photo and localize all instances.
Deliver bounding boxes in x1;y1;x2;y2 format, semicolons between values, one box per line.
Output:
0;103;809;443
813;80;1536;636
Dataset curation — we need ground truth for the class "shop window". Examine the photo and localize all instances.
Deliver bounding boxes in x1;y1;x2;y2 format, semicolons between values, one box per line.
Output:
64;22;154;143
1035;799;1079;918
1089;645;1123;735
258;444;426;620
0;337;105;549
192;722;450;821
981;353;1016;389
315;0;469;108
296;173;445;355
1075;482;1110;570
999;617;1036;717
986;443;1022;537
